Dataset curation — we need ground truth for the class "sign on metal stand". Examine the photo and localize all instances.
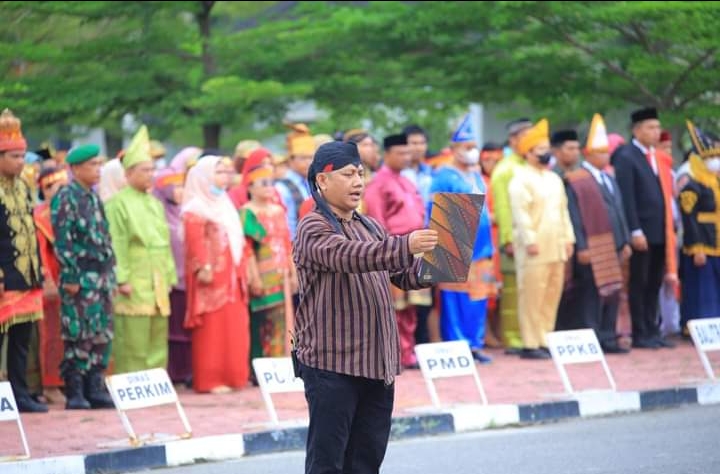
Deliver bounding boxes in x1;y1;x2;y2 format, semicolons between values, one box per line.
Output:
546;329;616;394
252;357;305;425
414;341;488;408
105;368;191;447
688;318;720;380
0;381;30;461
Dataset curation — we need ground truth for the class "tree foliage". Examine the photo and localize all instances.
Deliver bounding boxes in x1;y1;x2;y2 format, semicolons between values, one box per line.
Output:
1;1;718;151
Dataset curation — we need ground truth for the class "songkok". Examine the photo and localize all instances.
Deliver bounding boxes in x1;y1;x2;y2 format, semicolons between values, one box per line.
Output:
631;107;658;124
686;120;720;159
383;133;407;150
307;141;363;233
451;114;475;144
36;145;54;161
233;140;261;160
66;144;100;165
286;123;316;157
38;167;69;188
123;125;153;169
0;109;27;152
517;119;550;156
149;140;166;159
585;114;609;153
551;130;579;147
506;118;533;136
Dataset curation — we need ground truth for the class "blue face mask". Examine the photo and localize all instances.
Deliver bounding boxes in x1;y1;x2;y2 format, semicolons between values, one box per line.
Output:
209;184;225;196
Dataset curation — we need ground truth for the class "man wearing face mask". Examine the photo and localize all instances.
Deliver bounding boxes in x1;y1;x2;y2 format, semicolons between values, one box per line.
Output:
678;120;720;331
427;115;495;364
509;119;575;360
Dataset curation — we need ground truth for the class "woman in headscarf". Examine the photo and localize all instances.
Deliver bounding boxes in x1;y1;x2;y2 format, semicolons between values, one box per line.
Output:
182;156;251;393
240;163;297;364
153;168;192;386
169;147;203;174
98;157;127;202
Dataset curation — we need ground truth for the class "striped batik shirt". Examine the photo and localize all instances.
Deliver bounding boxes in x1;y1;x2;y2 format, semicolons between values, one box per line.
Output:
293;210;426;385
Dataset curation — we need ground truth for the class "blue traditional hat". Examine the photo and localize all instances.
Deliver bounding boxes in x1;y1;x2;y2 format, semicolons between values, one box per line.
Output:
686;120;720;159
451;113;475;144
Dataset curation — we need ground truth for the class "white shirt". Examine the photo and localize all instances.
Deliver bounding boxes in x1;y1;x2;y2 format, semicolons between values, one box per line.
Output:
581;161;614;194
632;138;658;175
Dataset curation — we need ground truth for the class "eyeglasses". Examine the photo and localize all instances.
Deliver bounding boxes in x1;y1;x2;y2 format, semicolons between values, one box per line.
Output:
254;179;274;187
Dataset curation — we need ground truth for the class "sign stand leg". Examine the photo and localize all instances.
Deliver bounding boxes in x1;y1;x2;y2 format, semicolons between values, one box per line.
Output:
600;359;617;391
424;376;441;408
175;401;193;438
117;410;140;446
472;370;488;406
16;417;30;459
554;359;575;394
259;387;280;425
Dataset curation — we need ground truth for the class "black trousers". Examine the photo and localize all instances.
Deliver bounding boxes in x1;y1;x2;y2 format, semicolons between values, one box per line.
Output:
301;364;394;474
0;321;34;401
414;303;432;345
629;244;666;341
556;261;620;346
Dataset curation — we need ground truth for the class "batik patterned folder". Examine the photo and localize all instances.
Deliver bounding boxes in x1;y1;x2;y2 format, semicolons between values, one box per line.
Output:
419;192;484;283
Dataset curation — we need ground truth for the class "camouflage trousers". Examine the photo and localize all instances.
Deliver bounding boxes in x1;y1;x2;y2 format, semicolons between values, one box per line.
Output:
59;286;114;378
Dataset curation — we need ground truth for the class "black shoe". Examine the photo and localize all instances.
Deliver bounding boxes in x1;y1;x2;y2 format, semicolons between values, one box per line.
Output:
504;347;522;356
540;347;551;355
655;337;676;349
64;371;91;410
16;395;49;413
84;369;115;409
631;338;660;349
602;343;630;354
471;350;493;364
520;348;551;360
403;362;421;370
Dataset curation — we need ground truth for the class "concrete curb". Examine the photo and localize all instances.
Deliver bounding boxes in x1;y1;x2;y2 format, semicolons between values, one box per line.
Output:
5;383;719;474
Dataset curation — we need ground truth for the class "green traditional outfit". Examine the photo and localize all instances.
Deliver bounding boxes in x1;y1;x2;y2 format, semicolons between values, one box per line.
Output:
240;204;291;360
105;126;175;374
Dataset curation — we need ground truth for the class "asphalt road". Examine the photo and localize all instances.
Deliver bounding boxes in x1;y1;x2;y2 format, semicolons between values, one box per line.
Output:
146;404;720;474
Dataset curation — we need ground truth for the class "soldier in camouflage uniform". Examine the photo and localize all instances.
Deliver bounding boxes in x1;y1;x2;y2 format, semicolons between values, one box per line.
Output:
51;144;116;410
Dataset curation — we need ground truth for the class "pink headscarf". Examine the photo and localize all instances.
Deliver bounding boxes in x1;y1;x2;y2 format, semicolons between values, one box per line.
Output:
181;156;244;265
169;147;202;174
608;133;626;156
98;158;127;202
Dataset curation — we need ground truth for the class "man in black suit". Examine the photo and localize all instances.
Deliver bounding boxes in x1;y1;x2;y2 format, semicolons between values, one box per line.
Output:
611;108;675;349
558;114;631;353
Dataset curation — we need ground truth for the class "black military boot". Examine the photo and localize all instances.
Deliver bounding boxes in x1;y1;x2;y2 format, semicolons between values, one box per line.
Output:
64;371;91;410
84;368;114;409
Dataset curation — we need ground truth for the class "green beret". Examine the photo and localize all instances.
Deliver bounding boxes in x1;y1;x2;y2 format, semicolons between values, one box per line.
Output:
66;144;100;165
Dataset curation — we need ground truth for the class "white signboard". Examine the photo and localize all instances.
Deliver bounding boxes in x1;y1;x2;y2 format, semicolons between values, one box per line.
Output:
105;369;191;445
688;318;720;379
546;330;616;394
414;341;487;407
106;368;178;410
252;357;305;425
0;381;30;460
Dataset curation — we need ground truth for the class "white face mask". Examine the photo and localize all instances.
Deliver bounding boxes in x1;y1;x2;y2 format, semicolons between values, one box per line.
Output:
461;148;480;165
705;157;720;173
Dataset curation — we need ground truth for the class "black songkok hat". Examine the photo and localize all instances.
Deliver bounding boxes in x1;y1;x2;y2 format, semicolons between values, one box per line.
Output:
631;107;659;124
551;130;579;147
383;133;407;151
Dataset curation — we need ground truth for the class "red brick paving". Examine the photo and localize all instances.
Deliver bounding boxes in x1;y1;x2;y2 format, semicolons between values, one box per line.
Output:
0;337;711;460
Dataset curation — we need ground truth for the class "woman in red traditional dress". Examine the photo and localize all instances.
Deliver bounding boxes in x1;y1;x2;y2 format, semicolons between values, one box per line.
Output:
182;155;251;393
32;167;69;404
